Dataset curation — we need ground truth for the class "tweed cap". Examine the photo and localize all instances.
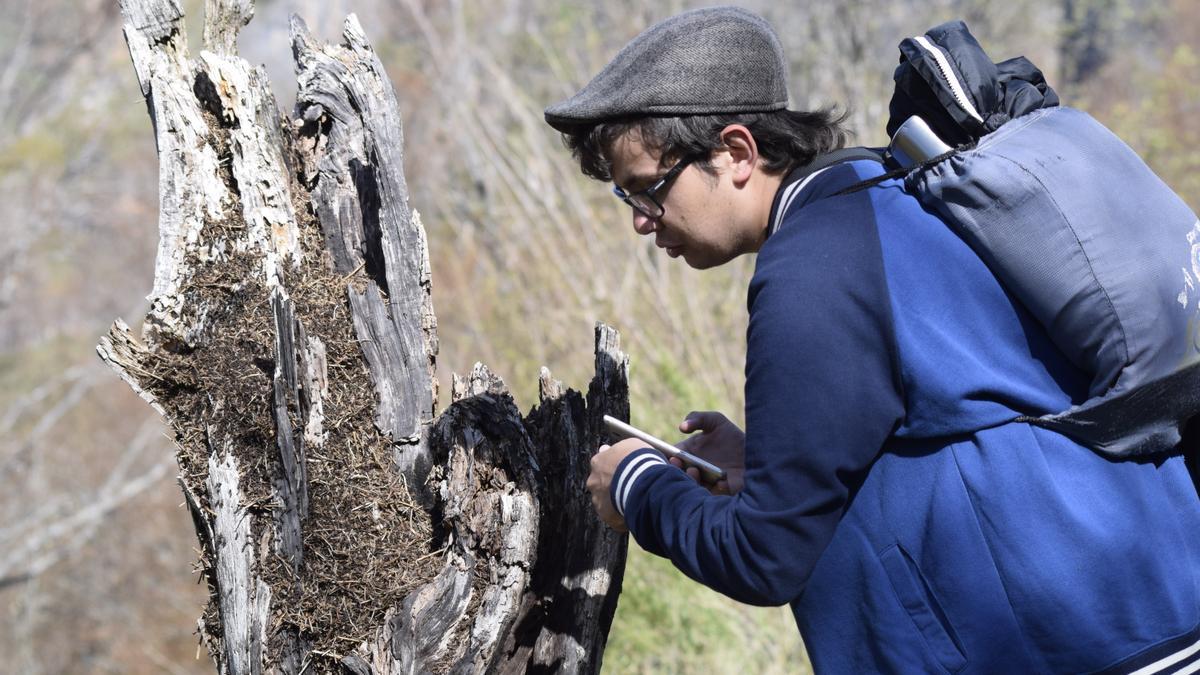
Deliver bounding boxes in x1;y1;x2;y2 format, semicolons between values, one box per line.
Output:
544;6;789;132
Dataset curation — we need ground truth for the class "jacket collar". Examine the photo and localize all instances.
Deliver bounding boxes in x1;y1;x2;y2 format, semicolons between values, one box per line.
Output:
767;148;884;237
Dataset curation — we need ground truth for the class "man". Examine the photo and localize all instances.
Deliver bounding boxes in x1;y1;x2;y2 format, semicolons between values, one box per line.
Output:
547;7;1200;674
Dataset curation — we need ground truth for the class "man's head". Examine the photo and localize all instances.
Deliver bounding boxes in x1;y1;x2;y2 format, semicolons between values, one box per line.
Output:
544;6;846;269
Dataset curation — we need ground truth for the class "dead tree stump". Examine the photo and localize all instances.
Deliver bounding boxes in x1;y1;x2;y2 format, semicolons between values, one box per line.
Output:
97;1;629;672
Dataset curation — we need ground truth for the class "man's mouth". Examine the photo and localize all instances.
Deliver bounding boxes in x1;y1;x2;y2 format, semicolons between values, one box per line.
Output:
655;238;683;258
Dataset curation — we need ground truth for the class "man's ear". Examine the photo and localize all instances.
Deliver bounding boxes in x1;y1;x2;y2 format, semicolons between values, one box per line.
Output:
719;124;759;187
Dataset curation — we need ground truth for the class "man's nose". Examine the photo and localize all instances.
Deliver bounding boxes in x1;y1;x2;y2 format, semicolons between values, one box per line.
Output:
632;209;657;235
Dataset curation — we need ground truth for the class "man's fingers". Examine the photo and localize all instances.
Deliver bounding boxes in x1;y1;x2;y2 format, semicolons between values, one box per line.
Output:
679;411;705;433
668;457;703;484
680;410;722;433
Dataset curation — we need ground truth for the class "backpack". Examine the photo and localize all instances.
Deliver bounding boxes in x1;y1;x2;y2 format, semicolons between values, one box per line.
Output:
880;21;1200;457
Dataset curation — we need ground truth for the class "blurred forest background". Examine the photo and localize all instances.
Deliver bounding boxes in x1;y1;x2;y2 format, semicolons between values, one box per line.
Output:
0;0;1195;672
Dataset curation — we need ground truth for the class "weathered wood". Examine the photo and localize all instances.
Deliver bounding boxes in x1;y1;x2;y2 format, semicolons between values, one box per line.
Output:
95;319;166;417
100;1;630;672
204;0;253;56
432;366;542;672
197;49;301;266
207;452;271;675
271;292;307;572
122;0;229;350
293;14;437;445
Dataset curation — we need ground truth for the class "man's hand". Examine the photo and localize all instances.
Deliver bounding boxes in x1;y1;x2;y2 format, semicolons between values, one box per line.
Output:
675;411;746;494
586;438;646;532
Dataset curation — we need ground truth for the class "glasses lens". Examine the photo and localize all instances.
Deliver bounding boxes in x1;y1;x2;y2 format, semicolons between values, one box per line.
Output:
628;194;663;218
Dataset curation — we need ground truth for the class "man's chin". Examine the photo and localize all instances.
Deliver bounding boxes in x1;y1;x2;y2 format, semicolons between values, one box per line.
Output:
684;257;720;271
681;249;736;270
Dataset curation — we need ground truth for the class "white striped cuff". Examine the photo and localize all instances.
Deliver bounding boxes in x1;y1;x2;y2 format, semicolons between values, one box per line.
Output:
611;450;668;517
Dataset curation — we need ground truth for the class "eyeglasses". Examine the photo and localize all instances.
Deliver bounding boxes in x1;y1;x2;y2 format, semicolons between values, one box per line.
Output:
612;155;696;219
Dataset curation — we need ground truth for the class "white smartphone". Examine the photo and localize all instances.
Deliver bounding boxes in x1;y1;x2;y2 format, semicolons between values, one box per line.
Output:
602;415;727;484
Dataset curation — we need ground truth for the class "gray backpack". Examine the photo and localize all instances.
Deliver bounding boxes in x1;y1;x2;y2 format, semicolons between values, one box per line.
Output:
884;22;1200;456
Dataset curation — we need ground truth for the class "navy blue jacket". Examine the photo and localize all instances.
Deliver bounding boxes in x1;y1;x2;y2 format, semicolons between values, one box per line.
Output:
611;160;1200;673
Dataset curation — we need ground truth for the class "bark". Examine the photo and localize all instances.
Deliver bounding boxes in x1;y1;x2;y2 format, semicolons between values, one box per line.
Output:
98;1;629;672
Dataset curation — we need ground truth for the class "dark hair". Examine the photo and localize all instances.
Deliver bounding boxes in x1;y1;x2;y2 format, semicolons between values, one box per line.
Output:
561;108;850;181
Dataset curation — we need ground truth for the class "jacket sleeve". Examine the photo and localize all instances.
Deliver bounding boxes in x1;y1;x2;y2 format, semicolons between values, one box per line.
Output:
613;189;906;606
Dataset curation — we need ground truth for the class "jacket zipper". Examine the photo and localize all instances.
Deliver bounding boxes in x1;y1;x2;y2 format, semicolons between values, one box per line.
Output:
912;35;984;124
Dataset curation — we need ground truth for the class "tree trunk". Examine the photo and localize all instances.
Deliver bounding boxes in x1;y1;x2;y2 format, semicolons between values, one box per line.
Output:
97;1;629;672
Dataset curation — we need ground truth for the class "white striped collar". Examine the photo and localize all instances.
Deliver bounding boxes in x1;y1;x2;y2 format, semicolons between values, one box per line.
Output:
767;148;884;237
769;166;836;237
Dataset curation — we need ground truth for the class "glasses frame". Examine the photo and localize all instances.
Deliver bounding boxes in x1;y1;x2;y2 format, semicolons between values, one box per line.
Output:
612;155;696;219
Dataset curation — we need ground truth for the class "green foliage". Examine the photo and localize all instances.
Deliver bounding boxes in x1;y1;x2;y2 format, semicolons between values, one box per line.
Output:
605;547;810;674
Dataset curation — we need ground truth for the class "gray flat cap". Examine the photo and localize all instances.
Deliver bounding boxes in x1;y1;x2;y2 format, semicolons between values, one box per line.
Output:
544;6;789;132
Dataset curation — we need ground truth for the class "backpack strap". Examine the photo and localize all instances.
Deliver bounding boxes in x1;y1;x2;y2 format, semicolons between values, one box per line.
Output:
832;145;973;198
1019;360;1200;456
796;147;885;175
